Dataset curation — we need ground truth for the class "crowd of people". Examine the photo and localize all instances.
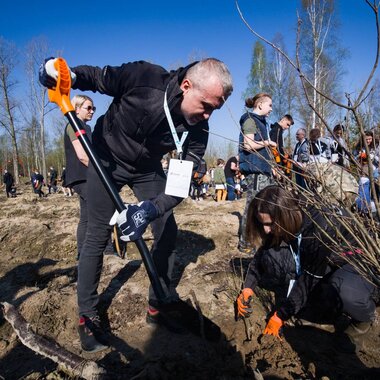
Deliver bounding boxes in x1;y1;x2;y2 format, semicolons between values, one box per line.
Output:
34;57;379;359
1;165;80;199
234;92;378;354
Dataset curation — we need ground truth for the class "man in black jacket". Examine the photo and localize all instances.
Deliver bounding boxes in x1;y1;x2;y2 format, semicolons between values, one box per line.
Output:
48;166;58;194
3;170;14;198
269;114;294;166
40;57;233;352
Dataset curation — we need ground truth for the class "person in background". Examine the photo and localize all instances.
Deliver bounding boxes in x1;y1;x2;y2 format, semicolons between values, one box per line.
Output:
328;124;349;167
236;185;377;353
60;166;73;196
234;170;244;199
40;56;233;352
48;166;58;194
353;130;379;168
3;169;14;198
308;128;331;163
353;130;379;216
189;155;208;201
224;155;239;201
214;158;227;202
269;114;294;175
292;128;309;190
238;93;277;253
31;169;45;198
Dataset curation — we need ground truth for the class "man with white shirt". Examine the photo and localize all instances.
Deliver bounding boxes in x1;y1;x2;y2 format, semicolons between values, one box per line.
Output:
292;128;309;190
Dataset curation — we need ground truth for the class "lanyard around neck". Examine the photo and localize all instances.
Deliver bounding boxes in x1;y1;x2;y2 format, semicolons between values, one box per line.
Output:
164;86;188;160
317;139;323;154
289;233;302;276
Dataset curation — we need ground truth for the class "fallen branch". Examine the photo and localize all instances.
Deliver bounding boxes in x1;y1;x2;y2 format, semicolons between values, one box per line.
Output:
0;302;106;380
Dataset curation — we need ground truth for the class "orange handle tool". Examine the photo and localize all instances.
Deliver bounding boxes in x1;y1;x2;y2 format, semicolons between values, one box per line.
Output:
47;58;74;114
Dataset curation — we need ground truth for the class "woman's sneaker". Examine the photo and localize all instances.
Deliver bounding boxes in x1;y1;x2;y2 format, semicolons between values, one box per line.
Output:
78;316;109;353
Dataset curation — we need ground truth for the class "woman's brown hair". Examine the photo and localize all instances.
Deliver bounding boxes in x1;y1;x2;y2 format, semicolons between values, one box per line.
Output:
309;128;321;142
246;185;303;248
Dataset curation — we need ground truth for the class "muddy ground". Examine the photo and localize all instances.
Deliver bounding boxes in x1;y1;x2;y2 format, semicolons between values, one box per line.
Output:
0;183;379;380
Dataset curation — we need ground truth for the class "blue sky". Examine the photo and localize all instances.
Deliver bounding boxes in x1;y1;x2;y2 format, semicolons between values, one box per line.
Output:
1;0;378;153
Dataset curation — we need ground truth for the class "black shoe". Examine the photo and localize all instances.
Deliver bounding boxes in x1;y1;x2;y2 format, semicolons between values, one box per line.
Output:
78;316;109;353
146;310;187;334
334;320;371;353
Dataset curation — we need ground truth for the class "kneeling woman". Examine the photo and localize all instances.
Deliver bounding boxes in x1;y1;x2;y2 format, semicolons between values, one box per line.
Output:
236;185;376;352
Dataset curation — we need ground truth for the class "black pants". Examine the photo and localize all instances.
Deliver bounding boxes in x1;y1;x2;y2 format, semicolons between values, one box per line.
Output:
257;248;376;323
72;181;87;259
77;161;177;318
5;184;12;198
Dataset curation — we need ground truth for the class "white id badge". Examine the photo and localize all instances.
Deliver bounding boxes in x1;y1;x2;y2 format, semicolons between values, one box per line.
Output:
165;159;194;198
287;279;296;297
293;154;298;162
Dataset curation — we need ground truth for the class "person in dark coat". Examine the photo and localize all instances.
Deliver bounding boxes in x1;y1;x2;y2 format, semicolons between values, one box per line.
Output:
269;114;294;173
224;155;239;201
40;57;233;352
31;170;45;198
3;170;14;198
48;166;58;194
270;115;294;155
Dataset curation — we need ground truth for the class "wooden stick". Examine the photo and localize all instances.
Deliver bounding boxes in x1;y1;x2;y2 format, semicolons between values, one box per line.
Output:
1;302;106;380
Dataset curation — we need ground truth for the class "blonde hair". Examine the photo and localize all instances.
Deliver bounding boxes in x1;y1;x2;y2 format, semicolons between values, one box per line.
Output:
71;94;94;110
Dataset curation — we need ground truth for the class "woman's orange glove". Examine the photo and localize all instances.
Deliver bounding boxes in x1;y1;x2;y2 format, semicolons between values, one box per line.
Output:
263;312;284;338
236;288;254;318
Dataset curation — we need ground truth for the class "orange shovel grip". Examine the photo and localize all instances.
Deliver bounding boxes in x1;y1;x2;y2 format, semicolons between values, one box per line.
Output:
47;58;74;114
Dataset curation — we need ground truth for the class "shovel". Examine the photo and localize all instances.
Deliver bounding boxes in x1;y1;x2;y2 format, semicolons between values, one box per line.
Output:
47;57;167;303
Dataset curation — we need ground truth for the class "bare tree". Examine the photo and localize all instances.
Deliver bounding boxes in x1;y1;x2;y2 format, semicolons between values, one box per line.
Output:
47;115;67;173
298;0;348;132
0;37;21;183
24;37;57;180
267;33;297;121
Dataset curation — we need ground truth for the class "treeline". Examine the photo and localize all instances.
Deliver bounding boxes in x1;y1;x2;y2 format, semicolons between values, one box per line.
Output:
2;1;380;184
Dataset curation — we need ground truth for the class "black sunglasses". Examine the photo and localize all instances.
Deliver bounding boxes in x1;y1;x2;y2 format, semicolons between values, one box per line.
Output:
82;105;96;112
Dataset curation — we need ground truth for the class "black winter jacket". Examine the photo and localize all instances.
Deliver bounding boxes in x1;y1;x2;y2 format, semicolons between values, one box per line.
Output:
269;122;284;154
72;61;208;173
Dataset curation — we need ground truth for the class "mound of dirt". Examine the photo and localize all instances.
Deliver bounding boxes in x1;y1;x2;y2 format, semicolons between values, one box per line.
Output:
0;184;379;379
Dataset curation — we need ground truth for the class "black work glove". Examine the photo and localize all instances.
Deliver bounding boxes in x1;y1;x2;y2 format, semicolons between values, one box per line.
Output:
110;201;159;242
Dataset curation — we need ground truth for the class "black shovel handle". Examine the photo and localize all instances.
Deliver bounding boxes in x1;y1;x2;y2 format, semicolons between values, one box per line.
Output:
48;58;167;303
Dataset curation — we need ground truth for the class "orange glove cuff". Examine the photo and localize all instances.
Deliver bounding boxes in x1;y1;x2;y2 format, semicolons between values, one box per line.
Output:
271;312;283;325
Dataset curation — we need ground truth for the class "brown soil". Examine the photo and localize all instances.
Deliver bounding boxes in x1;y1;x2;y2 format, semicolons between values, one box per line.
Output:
0;184;379;379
